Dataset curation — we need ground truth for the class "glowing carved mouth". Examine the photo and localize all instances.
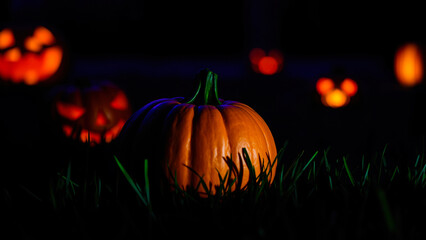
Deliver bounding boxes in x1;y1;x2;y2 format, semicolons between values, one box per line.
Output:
62;119;126;145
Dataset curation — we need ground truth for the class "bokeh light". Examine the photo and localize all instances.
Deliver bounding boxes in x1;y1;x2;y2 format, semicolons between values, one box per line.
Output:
340;78;358;97
395;43;423;87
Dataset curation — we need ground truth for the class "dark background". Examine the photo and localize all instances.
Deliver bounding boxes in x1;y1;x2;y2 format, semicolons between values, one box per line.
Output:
1;0;426;165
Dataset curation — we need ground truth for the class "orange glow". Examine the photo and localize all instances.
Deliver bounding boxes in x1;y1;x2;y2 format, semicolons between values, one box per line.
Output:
24;36;42;52
0;26;62;85
104;119;126;143
269;49;284;65
62;125;73;137
249;48;265;65
95;111;108;126
62;120;126;145
24;70;39;85
56;102;86;120
110;91;129;110
0;28;14;49
316;77;335;95
340;78;358;97
80;130;101;145
40;46;63;78
0;46;62;84
258;56;278;75
323;89;348;108
395;43;423;87
4;47;21;62
33;26;55;45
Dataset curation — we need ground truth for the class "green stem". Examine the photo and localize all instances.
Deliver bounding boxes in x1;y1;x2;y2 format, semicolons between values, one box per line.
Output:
186;69;222;105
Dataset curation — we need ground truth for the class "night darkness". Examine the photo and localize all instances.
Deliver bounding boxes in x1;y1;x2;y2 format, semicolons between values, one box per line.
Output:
2;0;426;239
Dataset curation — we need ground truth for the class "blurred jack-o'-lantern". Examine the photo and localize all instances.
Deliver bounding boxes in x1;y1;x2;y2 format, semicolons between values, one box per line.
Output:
53;82;132;145
249;48;283;75
394;43;423;87
0;26;63;85
316;77;358;108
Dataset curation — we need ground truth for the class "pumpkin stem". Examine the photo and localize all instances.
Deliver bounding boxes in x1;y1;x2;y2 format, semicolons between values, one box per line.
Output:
187;69;222;105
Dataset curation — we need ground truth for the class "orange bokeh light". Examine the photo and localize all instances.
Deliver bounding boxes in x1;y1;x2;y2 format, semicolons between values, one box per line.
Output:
249;48;265;65
323;89;348;108
249;48;283;75
316;77;335;95
395;43;423;87
258;56;279;75
340;78;358;97
0;28;14;49
317;77;358;108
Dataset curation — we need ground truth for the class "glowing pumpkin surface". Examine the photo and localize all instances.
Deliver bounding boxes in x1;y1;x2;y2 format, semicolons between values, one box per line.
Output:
0;26;63;85
53;82;132;145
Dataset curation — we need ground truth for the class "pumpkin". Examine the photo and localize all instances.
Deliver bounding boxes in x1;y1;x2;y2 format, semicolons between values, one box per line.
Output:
394;43;423;87
119;69;277;194
249;48;283;75
53;81;132;145
316;77;358;108
0;26;63;85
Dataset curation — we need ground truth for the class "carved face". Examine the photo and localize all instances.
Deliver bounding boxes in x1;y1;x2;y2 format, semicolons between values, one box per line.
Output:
316;77;358;108
249;48;283;75
0;26;63;85
54;82;132;145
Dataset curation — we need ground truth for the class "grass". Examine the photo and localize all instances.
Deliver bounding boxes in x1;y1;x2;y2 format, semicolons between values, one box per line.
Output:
3;141;426;239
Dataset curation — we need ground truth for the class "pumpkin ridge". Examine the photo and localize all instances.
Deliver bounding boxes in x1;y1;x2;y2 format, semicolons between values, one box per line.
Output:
189;105;202;188
163;103;195;188
233;102;276;156
230;102;277;182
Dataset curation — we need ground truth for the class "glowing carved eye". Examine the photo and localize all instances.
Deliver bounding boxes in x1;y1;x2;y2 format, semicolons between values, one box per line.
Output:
56;102;86;120
110;91;129;110
0;28;15;50
33;26;55;45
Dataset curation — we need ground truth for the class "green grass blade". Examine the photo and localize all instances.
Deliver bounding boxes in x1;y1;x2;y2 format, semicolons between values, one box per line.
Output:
114;155;147;206
144;159;150;204
362;163;371;187
294;151;318;182
328;176;333;191
184;164;211;196
242;148;256;185
415;163;426;185
377;188;396;234
343;157;355;187
390;166;399;183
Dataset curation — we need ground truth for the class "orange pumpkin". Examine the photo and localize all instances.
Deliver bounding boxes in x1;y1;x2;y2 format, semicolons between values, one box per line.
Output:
53;81;132;145
119;69;277;194
0;26;63;85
